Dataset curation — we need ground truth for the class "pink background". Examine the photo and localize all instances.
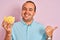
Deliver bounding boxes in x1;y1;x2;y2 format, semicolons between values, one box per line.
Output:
0;0;60;40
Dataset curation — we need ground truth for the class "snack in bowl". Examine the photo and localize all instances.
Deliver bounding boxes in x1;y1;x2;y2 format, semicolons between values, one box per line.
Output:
4;16;15;24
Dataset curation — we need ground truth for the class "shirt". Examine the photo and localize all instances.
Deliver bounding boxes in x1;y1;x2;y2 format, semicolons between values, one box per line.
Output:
12;19;46;40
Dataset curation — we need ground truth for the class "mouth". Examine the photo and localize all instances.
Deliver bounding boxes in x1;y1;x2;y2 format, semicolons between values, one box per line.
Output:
24;13;31;17
25;14;29;17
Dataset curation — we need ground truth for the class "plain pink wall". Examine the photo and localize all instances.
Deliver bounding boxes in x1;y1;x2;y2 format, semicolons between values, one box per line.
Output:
0;0;60;40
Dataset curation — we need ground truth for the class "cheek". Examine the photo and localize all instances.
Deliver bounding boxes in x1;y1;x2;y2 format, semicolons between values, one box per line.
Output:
31;12;35;16
22;11;25;15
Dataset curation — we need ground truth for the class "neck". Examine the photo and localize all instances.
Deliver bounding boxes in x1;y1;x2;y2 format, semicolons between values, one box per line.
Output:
23;19;33;25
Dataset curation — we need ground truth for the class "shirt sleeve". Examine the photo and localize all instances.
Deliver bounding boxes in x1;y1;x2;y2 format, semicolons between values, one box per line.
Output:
41;32;47;40
11;35;14;40
11;23;16;40
39;24;47;40
11;30;16;40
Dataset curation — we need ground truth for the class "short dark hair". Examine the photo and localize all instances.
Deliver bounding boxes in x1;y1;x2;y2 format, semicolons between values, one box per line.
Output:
22;1;36;12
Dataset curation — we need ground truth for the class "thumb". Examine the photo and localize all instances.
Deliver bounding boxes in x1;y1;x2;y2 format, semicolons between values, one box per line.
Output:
53;26;58;31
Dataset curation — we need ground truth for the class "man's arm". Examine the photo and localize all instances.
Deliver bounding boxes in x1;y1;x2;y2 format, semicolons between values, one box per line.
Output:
2;21;12;40
45;26;57;40
2;16;15;40
5;33;11;40
41;32;52;40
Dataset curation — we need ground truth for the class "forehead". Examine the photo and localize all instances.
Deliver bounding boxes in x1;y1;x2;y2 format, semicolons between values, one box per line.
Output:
23;3;34;8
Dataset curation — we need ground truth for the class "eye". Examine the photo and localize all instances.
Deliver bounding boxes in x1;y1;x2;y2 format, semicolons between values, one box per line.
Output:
29;8;33;11
22;7;27;10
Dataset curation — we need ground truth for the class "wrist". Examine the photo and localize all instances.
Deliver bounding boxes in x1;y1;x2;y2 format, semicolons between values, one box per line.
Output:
48;36;52;40
47;35;52;40
5;33;11;40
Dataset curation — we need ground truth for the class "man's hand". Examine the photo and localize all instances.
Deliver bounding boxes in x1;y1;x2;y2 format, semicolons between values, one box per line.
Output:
2;16;15;40
45;26;57;37
2;21;12;33
45;25;58;40
2;21;12;40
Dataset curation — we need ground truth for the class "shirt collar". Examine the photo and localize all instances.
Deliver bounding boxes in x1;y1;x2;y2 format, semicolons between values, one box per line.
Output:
20;18;34;26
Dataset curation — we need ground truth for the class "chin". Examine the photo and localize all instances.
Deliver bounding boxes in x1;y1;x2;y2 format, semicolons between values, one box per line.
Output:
24;18;29;21
23;18;31;21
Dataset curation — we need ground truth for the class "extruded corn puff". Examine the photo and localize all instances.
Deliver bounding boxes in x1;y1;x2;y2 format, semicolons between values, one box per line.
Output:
4;16;15;24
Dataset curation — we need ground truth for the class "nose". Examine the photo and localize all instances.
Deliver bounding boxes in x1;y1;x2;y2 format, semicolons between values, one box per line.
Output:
25;9;29;13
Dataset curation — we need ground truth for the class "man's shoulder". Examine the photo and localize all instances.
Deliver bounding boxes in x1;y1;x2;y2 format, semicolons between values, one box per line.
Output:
13;21;22;25
33;21;45;34
12;21;21;28
33;20;45;29
34;21;44;27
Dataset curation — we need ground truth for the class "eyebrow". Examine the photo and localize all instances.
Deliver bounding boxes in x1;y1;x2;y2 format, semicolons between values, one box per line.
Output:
22;6;34;11
29;8;33;9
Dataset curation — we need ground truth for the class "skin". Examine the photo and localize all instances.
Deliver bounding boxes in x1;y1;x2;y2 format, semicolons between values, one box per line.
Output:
46;26;57;37
21;2;35;25
2;2;57;40
2;21;12;40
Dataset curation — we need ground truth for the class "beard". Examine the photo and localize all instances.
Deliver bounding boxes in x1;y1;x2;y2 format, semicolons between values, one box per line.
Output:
22;16;33;22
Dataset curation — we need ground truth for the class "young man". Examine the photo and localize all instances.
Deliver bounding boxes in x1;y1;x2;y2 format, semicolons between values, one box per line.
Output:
2;1;57;40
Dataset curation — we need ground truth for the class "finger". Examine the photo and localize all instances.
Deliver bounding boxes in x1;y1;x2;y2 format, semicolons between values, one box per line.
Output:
7;24;12;29
53;26;58;31
2;21;8;30
45;26;52;30
2;21;5;27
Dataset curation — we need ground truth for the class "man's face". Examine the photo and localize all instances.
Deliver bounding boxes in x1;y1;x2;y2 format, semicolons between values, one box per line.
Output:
21;3;35;21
